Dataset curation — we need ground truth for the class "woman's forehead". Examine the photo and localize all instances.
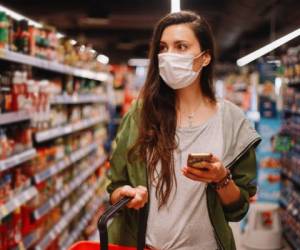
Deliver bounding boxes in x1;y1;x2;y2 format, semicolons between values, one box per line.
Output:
160;24;196;43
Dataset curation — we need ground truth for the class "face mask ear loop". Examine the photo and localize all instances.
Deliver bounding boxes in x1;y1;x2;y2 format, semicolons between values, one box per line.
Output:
194;50;206;59
193;51;207;71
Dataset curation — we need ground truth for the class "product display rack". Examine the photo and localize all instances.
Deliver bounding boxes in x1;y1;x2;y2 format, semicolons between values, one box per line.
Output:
0;48;109;82
50;94;107;105
0;15;111;249
32;156;106;221
0;111;31;126
0;186;38;220
34;116;106;143
35;176;106;250
60;195;106;250
0;148;36;172
33;143;98;184
278;46;300;250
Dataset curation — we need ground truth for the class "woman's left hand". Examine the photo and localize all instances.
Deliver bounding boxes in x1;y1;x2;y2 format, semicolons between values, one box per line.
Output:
181;155;227;183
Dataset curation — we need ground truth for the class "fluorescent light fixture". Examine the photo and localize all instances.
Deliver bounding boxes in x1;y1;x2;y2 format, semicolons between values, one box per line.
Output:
128;58;149;67
97;54;109;64
0;4;42;28
70;39;77;45
237;28;300;67
171;0;181;13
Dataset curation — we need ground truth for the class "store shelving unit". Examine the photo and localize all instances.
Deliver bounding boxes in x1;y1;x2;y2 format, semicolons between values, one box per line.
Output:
279;74;300;249
0;48;109;82
0;186;38;220
35;175;106;250
0;29;111;249
0;148;36;172
35;116;107;143
0;111;31;126
33;156;106;220
11;230;40;250
51;94;107;105
61;194;108;250
33;143;98;184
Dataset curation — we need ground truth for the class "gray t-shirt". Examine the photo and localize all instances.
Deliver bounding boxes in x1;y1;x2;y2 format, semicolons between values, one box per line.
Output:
146;104;222;250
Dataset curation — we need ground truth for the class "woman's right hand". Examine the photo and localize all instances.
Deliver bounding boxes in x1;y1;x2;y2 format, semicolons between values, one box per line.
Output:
111;185;148;210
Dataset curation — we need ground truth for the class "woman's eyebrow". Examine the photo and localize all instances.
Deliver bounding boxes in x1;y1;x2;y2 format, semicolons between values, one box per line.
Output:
160;40;189;44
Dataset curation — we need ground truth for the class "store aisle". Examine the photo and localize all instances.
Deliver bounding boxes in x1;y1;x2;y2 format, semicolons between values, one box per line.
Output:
231;223;292;250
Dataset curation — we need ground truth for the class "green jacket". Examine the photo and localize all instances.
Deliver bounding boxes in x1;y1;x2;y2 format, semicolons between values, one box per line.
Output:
107;101;261;250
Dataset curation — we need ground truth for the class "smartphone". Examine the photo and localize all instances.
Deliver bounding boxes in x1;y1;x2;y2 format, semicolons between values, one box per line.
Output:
187;153;213;170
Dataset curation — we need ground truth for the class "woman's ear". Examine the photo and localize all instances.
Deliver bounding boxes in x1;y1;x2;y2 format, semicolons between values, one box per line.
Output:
202;53;211;67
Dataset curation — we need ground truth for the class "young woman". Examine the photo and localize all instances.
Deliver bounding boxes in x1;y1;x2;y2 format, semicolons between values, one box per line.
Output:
107;11;261;250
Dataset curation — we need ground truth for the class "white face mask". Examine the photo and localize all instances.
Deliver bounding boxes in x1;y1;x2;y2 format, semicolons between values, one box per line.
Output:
158;52;204;89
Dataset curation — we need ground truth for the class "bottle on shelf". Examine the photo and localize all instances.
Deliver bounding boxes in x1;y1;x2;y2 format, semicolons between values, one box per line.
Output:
0;11;9;49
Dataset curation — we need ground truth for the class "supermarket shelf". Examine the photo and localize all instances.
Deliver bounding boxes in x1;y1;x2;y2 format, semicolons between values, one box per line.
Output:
51;94;107;105
33;155;106;220
283;109;300;116
0;111;31;126
0;186;38;220
12;230;40;250
283;231;299;250
35;176;105;250
0;48;109;82
33;143;98;184
282;169;300;187
61;195;107;250
0;148;37;172
280;197;288;208
288;81;300;87
35;116;106;143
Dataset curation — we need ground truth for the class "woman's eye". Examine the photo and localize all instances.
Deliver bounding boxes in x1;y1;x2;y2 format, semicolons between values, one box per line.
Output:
159;45;167;53
178;44;188;51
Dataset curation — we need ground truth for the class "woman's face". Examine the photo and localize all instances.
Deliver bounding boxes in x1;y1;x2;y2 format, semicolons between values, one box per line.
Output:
159;24;210;71
159;23;201;55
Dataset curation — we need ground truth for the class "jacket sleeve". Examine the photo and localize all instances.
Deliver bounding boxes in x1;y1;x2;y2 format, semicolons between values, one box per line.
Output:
223;147;257;222
106;110;133;196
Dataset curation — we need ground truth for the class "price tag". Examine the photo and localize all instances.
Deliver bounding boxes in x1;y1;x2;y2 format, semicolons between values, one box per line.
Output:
0;48;5;57
19;241;26;250
24;191;31;200
13;198;21;208
0;162;4;171
50;231;56;240
5;157;18;168
0;205;8;217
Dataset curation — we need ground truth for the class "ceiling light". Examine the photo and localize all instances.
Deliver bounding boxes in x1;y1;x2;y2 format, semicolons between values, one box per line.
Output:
0;4;42;28
171;0;181;13
237;28;300;67
97;54;109;64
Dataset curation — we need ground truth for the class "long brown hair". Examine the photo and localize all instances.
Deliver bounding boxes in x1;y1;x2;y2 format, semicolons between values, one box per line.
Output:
129;11;216;208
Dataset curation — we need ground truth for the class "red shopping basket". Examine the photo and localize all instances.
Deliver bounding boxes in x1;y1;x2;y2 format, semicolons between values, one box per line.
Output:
68;197;148;250
68;241;138;250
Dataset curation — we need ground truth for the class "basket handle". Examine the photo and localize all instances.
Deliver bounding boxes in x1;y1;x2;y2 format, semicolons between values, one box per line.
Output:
98;196;132;250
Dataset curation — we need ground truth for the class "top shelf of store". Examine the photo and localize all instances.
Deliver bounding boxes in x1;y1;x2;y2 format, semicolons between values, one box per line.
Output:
0;48;110;82
0;111;31;126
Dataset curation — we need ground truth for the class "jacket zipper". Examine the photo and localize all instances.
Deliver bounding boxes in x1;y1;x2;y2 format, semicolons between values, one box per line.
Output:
206;138;260;250
225;138;261;169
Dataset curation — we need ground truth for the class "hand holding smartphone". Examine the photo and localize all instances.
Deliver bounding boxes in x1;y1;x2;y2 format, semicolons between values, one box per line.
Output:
187;153;213;170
